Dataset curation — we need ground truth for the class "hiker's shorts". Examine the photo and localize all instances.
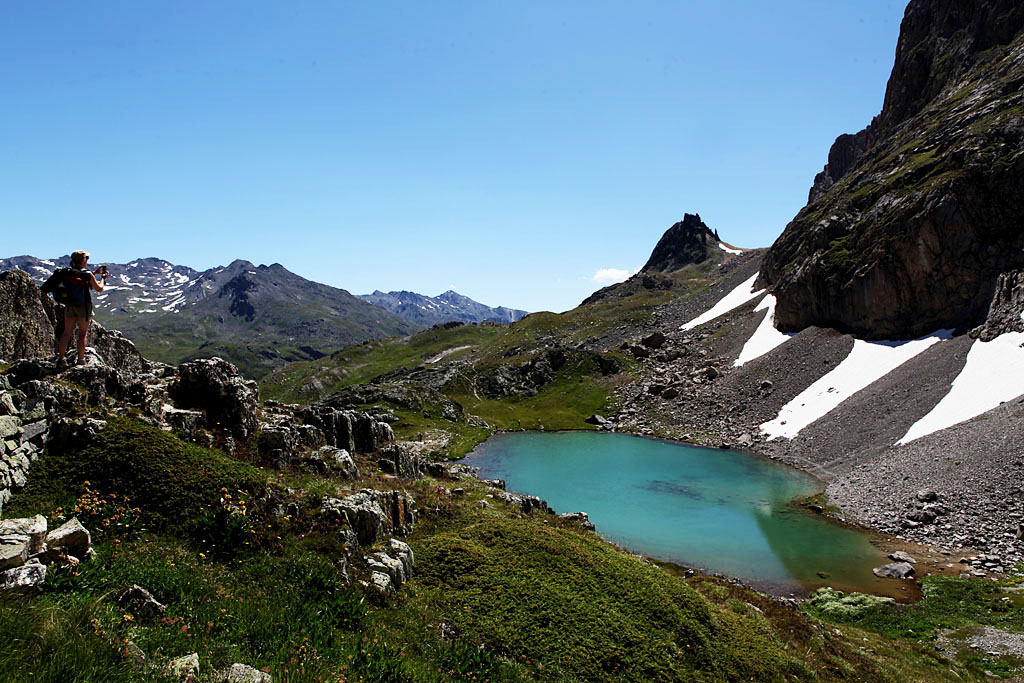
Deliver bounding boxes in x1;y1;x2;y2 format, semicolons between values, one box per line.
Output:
64;302;92;319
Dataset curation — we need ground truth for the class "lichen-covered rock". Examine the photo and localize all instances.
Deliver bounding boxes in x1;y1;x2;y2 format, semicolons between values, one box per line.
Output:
171;358;258;439
0;515;47;554
257;422;295;468
496;491;551;515
370;570;394;594
389;538;415;579
559;512;596;531
0;560;46;590
0;270;56;361
0;538;29;571
87;322;146;378
165;653;200;679
322;489;416;546
225;663;272;683
305;446;358;478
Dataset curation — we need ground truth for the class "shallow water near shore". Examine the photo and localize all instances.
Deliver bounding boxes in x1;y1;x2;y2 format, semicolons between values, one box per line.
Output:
462;431;901;597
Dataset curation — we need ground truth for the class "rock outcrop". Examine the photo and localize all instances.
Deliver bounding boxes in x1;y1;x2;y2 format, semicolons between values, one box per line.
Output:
0;270;56;361
171;358;259;439
641;213;719;273
760;0;1024;339
322;489;417;547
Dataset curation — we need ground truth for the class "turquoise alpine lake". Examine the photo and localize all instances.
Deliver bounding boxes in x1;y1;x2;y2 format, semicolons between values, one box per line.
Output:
462;431;895;596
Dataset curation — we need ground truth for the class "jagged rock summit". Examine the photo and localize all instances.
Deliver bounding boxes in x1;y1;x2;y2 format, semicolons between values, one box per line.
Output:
642;213;720;273
760;0;1024;339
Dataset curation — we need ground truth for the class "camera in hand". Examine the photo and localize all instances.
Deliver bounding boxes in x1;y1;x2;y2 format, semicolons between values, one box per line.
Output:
99;265;108;275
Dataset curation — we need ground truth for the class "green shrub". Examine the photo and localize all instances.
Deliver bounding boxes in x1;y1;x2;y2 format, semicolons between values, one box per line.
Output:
807;588;895;620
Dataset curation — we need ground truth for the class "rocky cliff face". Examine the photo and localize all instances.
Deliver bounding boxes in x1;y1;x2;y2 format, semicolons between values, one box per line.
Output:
761;0;1024;339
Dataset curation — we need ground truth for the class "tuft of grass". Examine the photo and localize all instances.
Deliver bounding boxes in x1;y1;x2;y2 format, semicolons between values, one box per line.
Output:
0;593;139;683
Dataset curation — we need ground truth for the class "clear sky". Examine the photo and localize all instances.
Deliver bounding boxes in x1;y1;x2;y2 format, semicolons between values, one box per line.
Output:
2;1;907;313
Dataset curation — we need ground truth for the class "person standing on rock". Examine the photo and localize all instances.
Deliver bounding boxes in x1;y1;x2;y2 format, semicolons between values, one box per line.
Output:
54;250;108;370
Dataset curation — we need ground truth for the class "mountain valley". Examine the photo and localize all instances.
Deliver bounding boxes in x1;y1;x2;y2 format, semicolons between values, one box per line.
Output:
1;0;1023;680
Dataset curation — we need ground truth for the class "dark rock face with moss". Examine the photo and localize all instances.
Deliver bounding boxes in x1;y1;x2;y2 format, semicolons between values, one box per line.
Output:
761;0;1024;339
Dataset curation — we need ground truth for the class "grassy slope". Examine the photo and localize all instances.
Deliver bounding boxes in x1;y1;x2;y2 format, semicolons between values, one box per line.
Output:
1;418;997;682
259;265;723;458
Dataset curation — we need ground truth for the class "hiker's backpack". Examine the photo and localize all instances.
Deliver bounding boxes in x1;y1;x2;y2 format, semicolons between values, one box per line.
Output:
40;267;90;305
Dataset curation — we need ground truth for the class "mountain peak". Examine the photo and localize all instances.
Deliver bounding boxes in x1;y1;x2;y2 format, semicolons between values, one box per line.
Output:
641;214;718;273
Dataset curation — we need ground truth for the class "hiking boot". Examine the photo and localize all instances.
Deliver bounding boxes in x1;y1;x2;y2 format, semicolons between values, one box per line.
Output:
55;358;68;371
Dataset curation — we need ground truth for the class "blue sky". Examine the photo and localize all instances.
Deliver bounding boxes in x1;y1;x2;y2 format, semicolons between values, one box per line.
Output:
2;1;906;313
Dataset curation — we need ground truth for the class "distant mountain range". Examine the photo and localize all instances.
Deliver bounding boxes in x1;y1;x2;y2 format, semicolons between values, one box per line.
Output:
358;290;527;327
0;255;527;378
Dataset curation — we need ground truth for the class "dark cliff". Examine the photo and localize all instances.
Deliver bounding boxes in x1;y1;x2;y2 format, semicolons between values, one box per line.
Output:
761;0;1024;339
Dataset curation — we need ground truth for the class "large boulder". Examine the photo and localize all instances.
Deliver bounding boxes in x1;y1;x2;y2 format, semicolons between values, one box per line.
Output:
171;358;258;439
46;518;91;560
0;270;56;361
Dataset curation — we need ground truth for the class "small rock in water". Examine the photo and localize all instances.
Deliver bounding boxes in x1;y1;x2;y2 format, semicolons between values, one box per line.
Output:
888;550;916;564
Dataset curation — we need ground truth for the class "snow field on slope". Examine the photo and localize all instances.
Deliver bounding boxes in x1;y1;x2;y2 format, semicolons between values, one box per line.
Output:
680;273;763;331
733;295;792;366
897;331;1024;445
717;242;742;255
760;330;953;440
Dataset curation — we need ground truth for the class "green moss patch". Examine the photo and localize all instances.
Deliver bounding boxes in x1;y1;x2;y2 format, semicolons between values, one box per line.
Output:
414;516;801;682
7;417;265;536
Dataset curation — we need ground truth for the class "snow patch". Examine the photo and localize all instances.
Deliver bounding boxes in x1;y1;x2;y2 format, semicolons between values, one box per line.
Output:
161;295;186;311
733;295;792;366
718;242;742;255
681;273;763;331
897;331;1024;445
127;262;139;268
761;330;952;440
40;259;55;266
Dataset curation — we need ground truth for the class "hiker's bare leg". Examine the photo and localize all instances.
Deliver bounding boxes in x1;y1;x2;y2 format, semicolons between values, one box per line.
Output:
76;318;89;362
57;315;79;361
